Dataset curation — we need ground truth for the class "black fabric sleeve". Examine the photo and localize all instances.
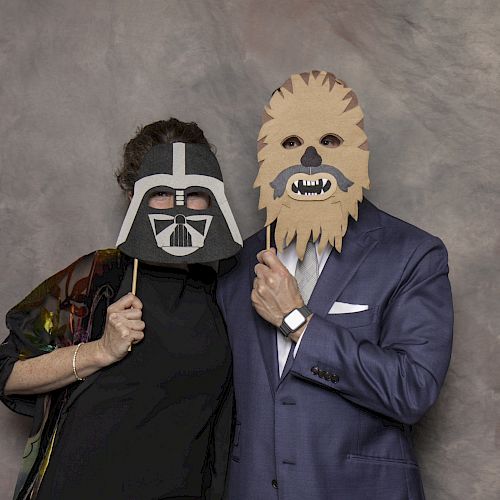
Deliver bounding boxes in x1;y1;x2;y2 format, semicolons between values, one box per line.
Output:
0;333;38;416
0;251;100;417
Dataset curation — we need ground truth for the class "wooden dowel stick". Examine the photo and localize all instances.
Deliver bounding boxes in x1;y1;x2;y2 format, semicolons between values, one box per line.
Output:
266;225;271;251
128;258;139;352
131;258;138;295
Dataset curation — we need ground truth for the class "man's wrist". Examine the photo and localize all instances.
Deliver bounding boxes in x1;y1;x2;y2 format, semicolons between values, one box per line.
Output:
289;314;313;343
279;304;312;338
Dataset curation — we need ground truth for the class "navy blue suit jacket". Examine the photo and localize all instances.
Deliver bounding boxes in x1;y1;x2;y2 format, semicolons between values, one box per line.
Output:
217;200;453;500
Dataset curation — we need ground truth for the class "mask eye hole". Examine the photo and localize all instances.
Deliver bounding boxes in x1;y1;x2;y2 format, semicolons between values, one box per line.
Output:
148;189;174;209
186;191;211;210
281;136;303;149
320;134;343;148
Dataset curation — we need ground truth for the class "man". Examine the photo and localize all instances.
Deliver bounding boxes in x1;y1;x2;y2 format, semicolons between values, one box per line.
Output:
217;71;453;499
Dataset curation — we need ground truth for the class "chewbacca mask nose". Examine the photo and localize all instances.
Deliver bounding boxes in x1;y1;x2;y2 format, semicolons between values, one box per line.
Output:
300;146;322;168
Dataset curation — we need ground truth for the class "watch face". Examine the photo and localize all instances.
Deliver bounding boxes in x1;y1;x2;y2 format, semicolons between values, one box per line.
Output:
285;309;306;330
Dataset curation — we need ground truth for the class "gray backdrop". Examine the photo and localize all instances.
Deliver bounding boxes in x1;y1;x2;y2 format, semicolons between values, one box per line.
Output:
0;1;499;498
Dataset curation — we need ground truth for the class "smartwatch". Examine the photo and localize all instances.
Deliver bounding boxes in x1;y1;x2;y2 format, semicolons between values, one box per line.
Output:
279;305;312;338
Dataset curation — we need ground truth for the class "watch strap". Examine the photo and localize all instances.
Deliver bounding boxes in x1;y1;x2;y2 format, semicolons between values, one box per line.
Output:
298;305;312;318
279;321;294;338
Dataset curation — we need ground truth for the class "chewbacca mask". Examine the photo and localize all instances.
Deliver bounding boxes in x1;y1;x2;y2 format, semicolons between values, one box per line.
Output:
116;142;242;264
255;70;370;259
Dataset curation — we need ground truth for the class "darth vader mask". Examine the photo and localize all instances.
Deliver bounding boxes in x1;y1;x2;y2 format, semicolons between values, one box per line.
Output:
116;142;242;264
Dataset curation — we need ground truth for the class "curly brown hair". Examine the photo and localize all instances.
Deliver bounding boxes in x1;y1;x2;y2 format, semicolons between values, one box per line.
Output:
116;118;211;193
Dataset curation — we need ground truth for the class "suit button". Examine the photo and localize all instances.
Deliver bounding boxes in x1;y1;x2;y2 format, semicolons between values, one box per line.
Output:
319;370;326;379
331;374;339;383
311;366;319;375
272;479;278;489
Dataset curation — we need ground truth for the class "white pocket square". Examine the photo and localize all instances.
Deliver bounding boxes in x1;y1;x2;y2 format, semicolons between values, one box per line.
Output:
328;302;369;314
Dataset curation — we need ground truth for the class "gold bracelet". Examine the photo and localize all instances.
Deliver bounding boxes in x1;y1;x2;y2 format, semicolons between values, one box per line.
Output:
72;343;86;381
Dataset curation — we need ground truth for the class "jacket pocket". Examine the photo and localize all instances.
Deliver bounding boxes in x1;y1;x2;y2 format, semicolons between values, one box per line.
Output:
347;453;419;469
355;407;418;465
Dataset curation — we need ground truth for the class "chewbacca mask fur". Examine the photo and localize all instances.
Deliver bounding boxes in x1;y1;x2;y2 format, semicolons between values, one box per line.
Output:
255;70;370;259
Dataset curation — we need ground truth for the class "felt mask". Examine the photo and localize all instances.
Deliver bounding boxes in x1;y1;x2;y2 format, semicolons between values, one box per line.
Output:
116;142;242;264
255;70;370;259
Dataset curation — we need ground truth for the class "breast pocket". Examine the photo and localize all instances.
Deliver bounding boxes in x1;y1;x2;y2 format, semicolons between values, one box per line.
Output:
327;306;379;329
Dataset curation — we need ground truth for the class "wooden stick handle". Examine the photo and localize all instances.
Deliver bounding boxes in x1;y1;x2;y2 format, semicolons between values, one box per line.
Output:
266;225;271;251
128;258;139;352
131;258;138;295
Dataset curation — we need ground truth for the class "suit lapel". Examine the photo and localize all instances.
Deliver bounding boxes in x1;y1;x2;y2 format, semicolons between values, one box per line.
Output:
277;341;296;385
253;308;280;395
249;231;279;398
308;233;379;317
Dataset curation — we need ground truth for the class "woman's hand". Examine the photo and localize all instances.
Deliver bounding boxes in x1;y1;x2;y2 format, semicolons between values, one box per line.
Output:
96;293;145;365
4;294;145;396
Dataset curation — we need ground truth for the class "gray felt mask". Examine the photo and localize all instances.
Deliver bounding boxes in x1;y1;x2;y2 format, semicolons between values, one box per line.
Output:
116;142;242;264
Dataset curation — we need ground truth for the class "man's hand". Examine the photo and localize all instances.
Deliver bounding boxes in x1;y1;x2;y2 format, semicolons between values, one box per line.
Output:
252;249;308;342
96;293;145;364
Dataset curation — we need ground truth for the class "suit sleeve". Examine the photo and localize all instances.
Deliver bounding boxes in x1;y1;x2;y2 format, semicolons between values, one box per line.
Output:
291;237;453;425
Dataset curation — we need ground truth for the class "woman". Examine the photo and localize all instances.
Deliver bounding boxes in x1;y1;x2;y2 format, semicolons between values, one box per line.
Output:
0;118;241;499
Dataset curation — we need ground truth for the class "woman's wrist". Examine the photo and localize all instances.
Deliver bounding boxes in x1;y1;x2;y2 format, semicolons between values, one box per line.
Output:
83;340;116;370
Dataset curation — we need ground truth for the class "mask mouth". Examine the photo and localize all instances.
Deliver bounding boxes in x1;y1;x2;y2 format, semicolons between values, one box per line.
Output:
270;164;353;200
285;172;337;201
148;213;213;256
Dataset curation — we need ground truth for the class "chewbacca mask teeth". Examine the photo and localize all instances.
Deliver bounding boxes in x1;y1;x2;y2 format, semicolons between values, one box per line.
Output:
255;70;370;259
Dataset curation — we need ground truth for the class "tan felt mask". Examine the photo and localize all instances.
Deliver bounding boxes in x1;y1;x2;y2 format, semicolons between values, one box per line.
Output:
255;70;370;259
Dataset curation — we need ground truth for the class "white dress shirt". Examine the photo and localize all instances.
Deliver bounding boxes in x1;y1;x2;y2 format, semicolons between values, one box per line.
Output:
276;242;333;376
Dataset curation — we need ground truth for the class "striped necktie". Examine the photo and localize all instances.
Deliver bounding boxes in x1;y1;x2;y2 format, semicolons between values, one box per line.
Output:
295;241;319;305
